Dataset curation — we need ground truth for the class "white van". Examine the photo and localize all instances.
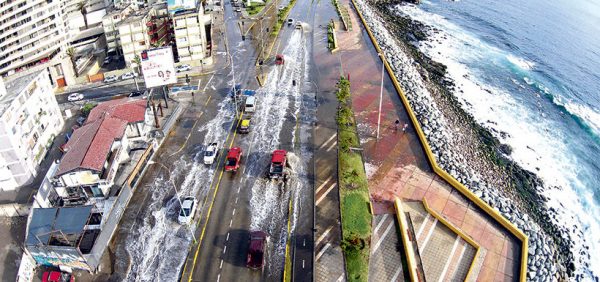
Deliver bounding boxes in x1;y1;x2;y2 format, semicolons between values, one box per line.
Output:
245;96;256;113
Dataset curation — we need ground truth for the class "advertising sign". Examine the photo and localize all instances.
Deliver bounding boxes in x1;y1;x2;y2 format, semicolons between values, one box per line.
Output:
140;47;177;88
167;0;197;14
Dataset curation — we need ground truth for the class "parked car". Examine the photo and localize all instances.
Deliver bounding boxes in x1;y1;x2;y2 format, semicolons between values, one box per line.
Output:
287;18;293;26
247;231;268;269
224;147;243;172
67;93;84;102
176;64;192;72
203;142;219;165
178;197;198;224
42;271;74;282
129;91;144;97
238;118;251;134
76;116;86;126
295;21;302;29
121;72;137;80
103;75;118;83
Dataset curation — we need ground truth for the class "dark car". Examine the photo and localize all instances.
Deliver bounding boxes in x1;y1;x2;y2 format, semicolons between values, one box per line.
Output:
247;231;268;269
129;91;144;97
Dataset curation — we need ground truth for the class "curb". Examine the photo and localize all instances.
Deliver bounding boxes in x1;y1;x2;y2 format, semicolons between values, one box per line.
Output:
349;0;528;281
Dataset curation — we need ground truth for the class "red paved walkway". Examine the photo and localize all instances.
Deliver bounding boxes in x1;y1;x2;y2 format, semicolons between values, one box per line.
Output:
334;1;522;280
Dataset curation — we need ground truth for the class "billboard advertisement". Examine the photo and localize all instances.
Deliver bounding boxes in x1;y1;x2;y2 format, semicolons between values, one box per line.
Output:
167;0;197;14
140;47;177;88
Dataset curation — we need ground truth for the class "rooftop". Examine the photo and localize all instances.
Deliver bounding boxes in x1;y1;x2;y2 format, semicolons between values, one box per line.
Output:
0;70;43;113
26;206;93;246
87;98;147;124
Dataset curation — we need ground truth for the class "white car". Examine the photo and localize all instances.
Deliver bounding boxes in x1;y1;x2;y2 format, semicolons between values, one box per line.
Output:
121;72;137;80
67;93;84;102
103;75;118;83
203;142;219;165
295;22;302;29
176;64;192;72
178;197;198;224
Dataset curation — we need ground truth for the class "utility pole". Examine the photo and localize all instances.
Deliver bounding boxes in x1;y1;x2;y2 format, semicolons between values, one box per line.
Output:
376;53;384;139
162;86;169;108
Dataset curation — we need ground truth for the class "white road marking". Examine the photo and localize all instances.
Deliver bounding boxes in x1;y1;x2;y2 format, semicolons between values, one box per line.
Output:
220;259;224;269
302;259;305;268
226;232;230;241
316;226;333;247
336;274;344;282
391;265;403;282
439;236;461;282
229;219;233;227
372;220;394;253
223;246;227;254
316;176;333;194
416;214;431;239
203;74;215;91
420;218;438;251
326;140;337;152
235;197;238;204
217;274;221;282
315;183;336;205
232;208;236;216
237;187;241;193
319;134;337;150
315;243;331;261
374;214;390;234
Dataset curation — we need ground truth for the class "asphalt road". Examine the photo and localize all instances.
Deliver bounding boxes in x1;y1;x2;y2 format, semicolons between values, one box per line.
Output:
186;0;316;281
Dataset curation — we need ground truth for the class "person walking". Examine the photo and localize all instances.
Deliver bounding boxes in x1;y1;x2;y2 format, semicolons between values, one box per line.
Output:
395;119;400;131
402;123;409;133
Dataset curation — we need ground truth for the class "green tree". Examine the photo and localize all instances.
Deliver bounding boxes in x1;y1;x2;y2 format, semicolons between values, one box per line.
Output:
77;1;89;30
66;47;78;77
132;55;141;74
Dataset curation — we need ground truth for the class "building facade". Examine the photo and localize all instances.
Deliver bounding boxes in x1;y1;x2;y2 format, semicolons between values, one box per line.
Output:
102;5;136;55
118;3;171;66
172;6;212;65
0;70;64;191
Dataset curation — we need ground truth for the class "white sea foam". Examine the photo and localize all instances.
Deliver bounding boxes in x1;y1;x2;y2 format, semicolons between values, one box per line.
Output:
395;3;599;278
507;54;536;70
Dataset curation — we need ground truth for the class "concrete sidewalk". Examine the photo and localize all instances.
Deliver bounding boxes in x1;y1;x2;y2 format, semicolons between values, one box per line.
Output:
336;0;522;280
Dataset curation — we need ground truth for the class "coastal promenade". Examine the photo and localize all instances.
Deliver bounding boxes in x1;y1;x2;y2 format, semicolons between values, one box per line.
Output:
331;0;525;280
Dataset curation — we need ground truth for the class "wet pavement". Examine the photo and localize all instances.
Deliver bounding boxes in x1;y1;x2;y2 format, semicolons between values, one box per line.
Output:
335;0;522;281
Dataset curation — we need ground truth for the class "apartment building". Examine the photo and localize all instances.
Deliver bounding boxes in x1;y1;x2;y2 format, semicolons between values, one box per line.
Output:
118;3;171;66
0;0;67;77
102;5;136;55
0;70;64;191
172;6;213;65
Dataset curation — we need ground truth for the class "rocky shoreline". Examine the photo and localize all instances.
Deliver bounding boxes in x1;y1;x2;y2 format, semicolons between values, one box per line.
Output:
352;0;592;280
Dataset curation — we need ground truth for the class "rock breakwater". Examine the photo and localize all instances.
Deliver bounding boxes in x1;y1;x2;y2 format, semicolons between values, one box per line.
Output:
351;0;591;280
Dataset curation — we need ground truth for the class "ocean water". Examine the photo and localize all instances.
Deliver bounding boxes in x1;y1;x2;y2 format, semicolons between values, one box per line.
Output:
393;0;600;278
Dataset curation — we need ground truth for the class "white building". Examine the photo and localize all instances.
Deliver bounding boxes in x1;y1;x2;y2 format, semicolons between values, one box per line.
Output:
0;70;64;191
172;6;213;65
102;5;136;55
118;3;170;66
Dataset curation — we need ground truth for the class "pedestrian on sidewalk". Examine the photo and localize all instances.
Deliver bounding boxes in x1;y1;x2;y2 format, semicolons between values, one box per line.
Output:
395;119;400;131
402;123;408;133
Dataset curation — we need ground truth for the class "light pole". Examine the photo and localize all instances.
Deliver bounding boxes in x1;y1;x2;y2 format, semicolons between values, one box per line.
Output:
149;161;197;243
228;53;239;117
376;53;384;139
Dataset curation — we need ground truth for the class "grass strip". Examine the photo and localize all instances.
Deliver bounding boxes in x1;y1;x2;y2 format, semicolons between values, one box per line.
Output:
336;77;371;282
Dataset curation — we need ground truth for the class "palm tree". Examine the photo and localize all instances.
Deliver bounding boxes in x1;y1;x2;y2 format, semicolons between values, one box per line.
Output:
132;55;141;75
66;47;78;77
77;1;88;30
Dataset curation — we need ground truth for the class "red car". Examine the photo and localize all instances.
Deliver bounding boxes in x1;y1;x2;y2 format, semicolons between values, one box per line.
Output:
275;54;285;65
42;271;74;282
267;149;287;180
224;147;243;172
247;231;268;269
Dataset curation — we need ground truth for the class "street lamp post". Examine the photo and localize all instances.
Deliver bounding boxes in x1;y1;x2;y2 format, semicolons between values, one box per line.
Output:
229;53;239;117
376;53;384;139
149;161;197;243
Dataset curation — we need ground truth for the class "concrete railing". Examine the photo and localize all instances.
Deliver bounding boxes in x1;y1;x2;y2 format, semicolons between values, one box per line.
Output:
349;1;528;281
393;198;420;281
422;197;481;281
